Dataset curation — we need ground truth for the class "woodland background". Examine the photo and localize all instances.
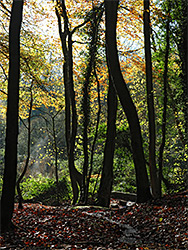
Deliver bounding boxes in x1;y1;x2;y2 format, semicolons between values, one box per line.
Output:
0;0;187;239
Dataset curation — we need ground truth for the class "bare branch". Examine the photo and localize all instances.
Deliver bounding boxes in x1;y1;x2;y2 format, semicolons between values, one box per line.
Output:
0;2;11;16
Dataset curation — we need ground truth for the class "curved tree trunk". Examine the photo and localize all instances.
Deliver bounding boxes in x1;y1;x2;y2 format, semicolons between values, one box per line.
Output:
104;0;152;202
0;0;24;232
97;67;117;207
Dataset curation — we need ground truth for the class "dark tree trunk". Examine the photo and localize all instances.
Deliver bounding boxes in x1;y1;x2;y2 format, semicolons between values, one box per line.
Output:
180;1;188;189
143;0;159;198
80;6;103;204
178;1;188;147
55;0;82;204
158;7;170;197
173;0;188;189
104;0;152;202
81;49;91;203
97;69;117;207
0;0;24;232
86;66;101;203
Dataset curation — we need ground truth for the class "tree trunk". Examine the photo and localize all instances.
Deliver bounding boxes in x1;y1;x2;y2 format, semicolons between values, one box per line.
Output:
180;1;188;190
0;0;24;232
158;7;170;197
104;0;152;202
173;0;188;189
143;0;160;198
80;6;103;204
179;1;188;147
55;0;82;204
17;86;33;209
86;65;101;203
97;69;117;207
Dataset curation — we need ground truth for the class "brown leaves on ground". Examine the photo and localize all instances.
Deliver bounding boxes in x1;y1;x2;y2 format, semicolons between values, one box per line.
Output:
0;191;187;249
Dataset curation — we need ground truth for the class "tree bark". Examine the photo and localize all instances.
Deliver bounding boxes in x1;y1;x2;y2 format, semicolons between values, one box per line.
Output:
80;5;103;204
55;0;82;204
171;0;188;189
86;65;101;203
178;1;188;148
143;0;159;198
97;69;117;207
104;0;152;202
158;7;170;197
0;0;24;232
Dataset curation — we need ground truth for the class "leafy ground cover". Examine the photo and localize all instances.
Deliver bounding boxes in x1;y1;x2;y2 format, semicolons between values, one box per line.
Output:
0;191;187;249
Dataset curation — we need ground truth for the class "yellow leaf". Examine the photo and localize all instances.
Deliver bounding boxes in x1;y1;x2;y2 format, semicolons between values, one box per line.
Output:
159;218;163;222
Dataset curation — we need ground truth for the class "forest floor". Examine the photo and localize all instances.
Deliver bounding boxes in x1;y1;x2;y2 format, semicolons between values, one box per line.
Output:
0;191;187;250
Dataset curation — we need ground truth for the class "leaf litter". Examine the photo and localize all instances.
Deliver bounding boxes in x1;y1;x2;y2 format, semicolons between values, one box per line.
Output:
0;191;187;249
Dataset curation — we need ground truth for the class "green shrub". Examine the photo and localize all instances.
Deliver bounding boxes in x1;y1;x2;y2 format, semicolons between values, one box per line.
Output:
113;151;136;193
20;174;54;200
19;174;71;205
